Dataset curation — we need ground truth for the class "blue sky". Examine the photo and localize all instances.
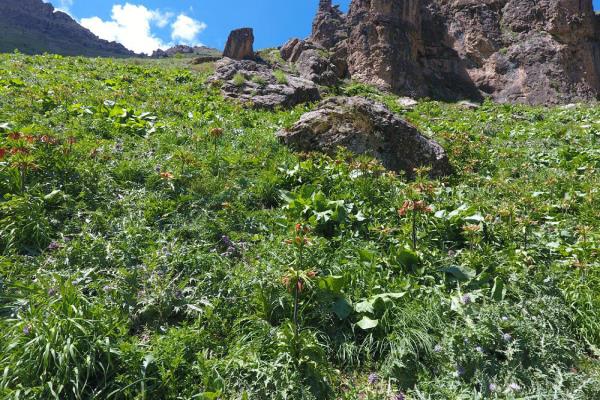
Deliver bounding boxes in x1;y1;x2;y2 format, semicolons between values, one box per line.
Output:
50;0;351;54
50;0;598;55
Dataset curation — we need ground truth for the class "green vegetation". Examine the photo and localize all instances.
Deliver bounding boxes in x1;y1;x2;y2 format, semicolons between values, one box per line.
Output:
273;69;288;85
232;72;247;87
0;53;599;399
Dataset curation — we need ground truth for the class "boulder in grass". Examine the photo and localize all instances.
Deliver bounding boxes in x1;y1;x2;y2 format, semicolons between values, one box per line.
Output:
276;96;451;177
210;58;321;110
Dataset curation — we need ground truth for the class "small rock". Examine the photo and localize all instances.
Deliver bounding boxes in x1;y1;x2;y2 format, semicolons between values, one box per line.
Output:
397;97;419;109
457;100;480;110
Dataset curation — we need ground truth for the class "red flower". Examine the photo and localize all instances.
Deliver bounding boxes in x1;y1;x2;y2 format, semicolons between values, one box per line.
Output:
0;148;6;160
10;147;29;155
398;200;432;217
209;127;224;138
40;135;57;145
160;172;175;180
25;135;37;144
7;132;21;140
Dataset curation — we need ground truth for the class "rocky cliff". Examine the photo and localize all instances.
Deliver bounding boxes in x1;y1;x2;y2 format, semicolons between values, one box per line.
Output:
283;0;600;104
0;0;136;57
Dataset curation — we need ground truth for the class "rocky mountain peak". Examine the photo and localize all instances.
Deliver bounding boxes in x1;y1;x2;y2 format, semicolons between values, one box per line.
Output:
0;0;136;57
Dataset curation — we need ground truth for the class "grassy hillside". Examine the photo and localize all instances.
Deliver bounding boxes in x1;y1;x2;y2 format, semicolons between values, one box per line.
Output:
0;23;133;58
0;54;599;399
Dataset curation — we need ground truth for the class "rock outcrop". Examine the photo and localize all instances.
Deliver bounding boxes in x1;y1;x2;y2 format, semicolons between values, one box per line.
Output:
436;0;600;104
0;0;136;57
277;97;451;177
223;28;255;60
282;0;600;105
151;45;221;59
210;58;320;109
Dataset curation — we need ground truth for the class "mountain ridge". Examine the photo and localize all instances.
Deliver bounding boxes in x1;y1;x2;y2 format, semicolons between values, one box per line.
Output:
0;0;137;57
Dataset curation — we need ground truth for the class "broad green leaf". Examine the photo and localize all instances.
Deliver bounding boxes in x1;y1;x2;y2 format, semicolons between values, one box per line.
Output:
397;248;420;269
318;275;345;293
332;297;353;320
441;265;475;281
492;277;506;301
356;316;379;330
354;300;374;314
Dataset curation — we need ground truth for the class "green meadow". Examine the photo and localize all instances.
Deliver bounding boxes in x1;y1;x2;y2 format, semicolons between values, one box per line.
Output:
0;53;599;399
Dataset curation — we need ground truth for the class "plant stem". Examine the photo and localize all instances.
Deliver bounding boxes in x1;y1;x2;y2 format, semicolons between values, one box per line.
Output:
293;277;299;339
20;166;25;193
412;211;417;251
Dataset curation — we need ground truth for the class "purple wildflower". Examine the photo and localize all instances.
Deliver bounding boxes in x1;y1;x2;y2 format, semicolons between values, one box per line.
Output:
393;392;405;400
501;316;509;321
368;372;379;385
221;235;235;248
502;333;513;342
47;241;61;251
488;383;497;392
220;235;239;257
475;346;484;353
102;285;112;292
434;344;443;353
456;365;466;377
509;383;521;391
22;325;31;335
461;294;472;305
47;287;57;296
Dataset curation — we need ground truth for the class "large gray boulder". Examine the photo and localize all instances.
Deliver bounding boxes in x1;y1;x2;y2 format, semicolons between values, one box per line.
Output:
210;58;321;109
295;49;339;86
277;96;451;177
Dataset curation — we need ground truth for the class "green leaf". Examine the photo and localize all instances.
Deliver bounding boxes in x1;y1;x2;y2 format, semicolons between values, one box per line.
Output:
318;275;345;294
356;316;379;330
358;249;376;263
354;299;374;314
397;248;420;269
465;213;485;223
201;391;222;400
332;297;353;320
491;277;505;301
441;265;475;281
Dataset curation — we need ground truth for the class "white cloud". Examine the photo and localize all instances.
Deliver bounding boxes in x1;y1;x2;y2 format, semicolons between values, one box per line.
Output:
171;14;207;44
45;0;74;14
80;3;173;55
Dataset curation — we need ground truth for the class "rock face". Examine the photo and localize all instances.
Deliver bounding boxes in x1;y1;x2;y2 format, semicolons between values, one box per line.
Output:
282;0;600;104
223;28;255;60
437;0;600;104
210;58;321;109
0;0;136;57
277;97;451;177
